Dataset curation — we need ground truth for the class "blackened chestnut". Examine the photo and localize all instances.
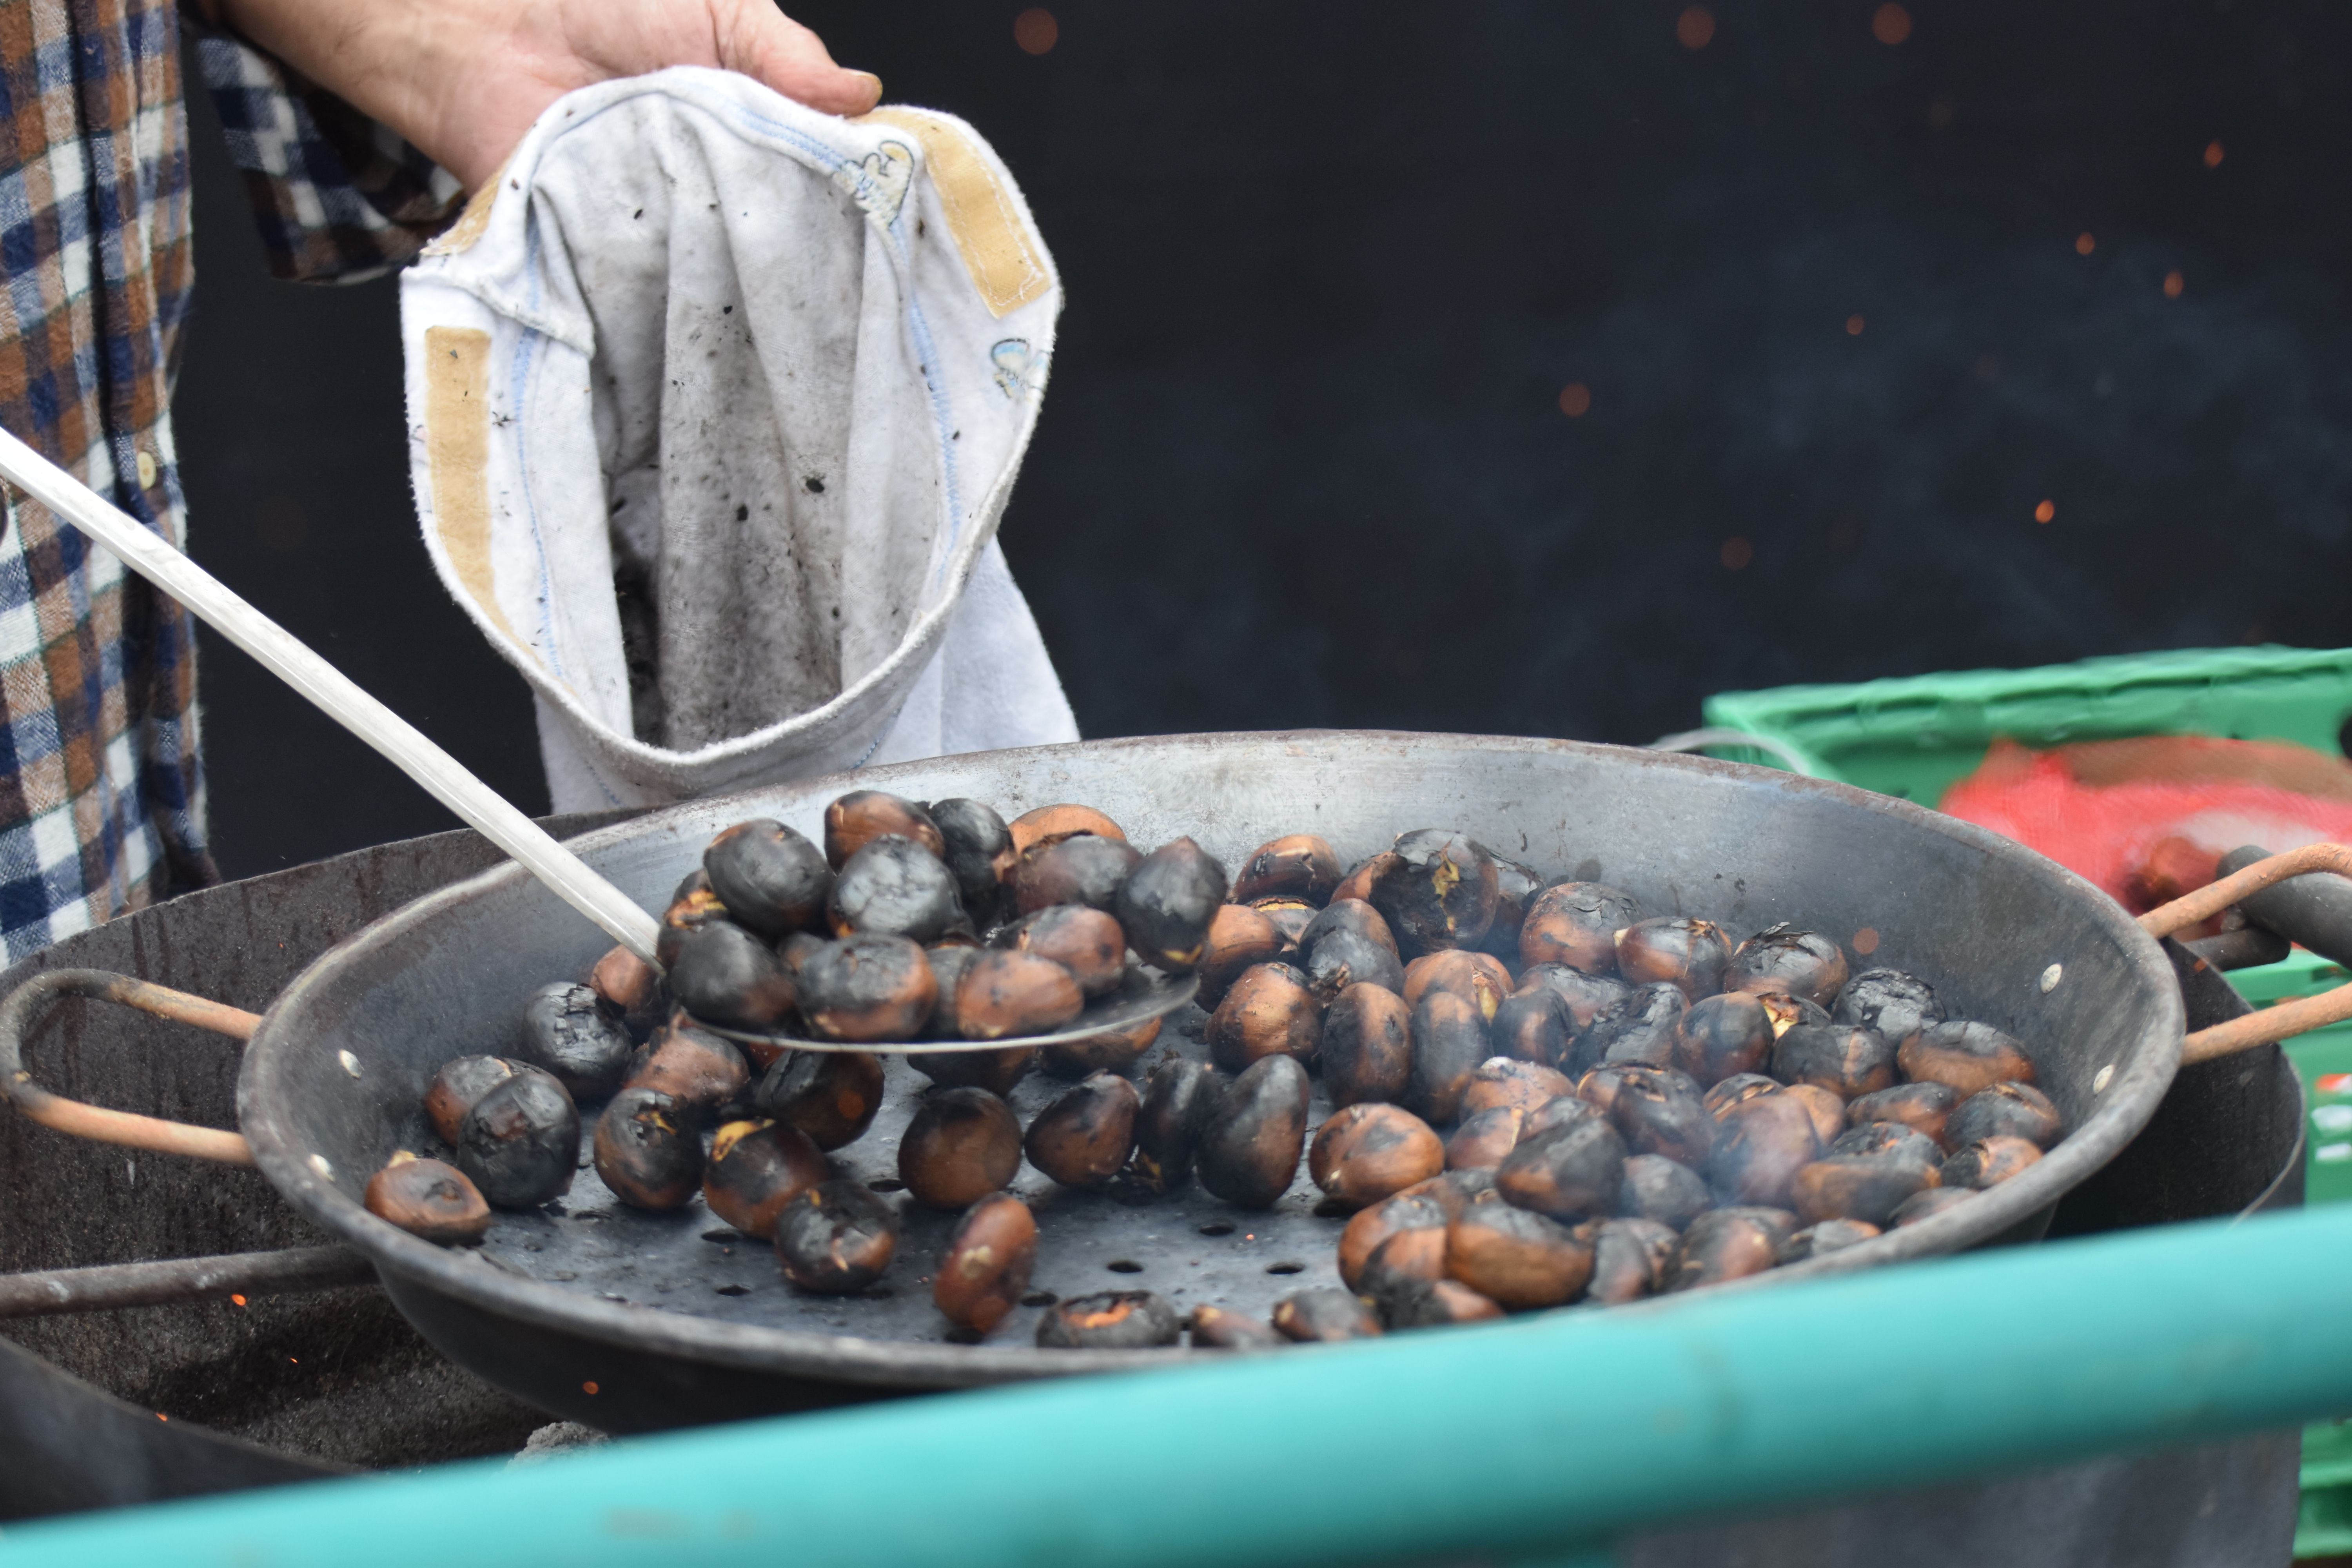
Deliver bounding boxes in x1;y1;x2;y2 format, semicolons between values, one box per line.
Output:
1607;1066;1714;1169
1006;803;1127;857
1309;1103;1445;1207
1518;883;1642;974
593;1087;705;1210
1778;1217;1881;1263
828;837;968;944
1272;1287;1384;1341
1771;1024;1896;1101
923;946;980;1040
1833;967;1944;1042
667;921;797;1033
1702;1073;1782;1120
1785;1084;1848;1148
954;949;1083;1041
1381;1277;1507;1330
425;1056;523;1146
1198;904;1285;1008
1233;834;1343;905
520;982;636;1102
589;944;665;1040
823;790;946;868
1496;1109;1626;1220
1004;904;1128;999
1401;949;1514;1016
1481;853;1544;961
1846;1081;1962;1149
1790;1154;1938;1227
1757;991;1833;1037
1942;1134;2043;1189
1300;899;1406;1000
702;1116;828;1236
1490;986;1571;1065
1206;962;1320;1072
655;869;729;969
705;819;833;939
1010;833;1141;917
775;1180;899;1293
1706;1091;1823;1209
1525;1092;1606;1142
926;798;1017;925
1460;1057;1575;1118
1372;830;1501;955
1671;992;1775;1087
1574;1064;1636;1119
1665;1206;1796;1291
1251;898;1319;958
1405;991;1491;1123
933;1192;1036;1335
1615;917;1732;1001
1890;1186;1978;1226
1190;1304;1286;1349
1726;924;1850;1008
1040;1016;1161;1080
1130;1056;1220;1195
1516;963;1631;1031
753;1048;886;1151
1829;1121;1945;1169
616;1017;748;1114
456;1067;579;1209
1447;1196;1594;1309
909;1044;1035;1097
1117;837;1230;973
1945;1082;2064;1151
1338;1190;1449;1289
1331;851;1399;907
1195;1053;1311;1208
800;933;938;1042
898;1087;1023;1209
1574;982;1687;1074
364;1152;490;1245
1898;1021;2037;1097
1446;1105;1524;1170
1024;1072;1141;1190
1615;1153;1711;1229
1586;1216;1679;1304
1035;1289;1180;1348
1321;982;1412;1107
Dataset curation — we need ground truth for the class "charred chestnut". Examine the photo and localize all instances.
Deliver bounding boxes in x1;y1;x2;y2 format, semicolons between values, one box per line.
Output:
1771;1024;1896;1101
753;1048;886;1151
774;1180;900;1294
1401;950;1514;1017
1025;1072;1142;1190
1702;1073;1782;1121
702;1117;829;1236
1833;967;1945;1042
456;1067;579;1210
933;1192;1037;1335
1706;1091;1823;1209
1320;982;1413;1107
520;982;637;1103
1460;1057;1575;1118
593;1087;705;1210
1379;1277;1507;1330
1518;882;1642;974
425;1055;523;1146
1942;1134;2043;1189
1574;982;1687;1074
922;946;980;1039
1010;833;1141;918
1446;1105;1524;1170
1040;1016;1161;1080
1785;1084;1848;1148
589;945;665;1040
1299;899;1406;1000
1778;1218;1881;1263
1615;917;1732;1001
1233;834;1344;905
1481;854;1544;960
1665;1206;1795;1291
1890;1186;1977;1226
1190;1304;1287;1349
364;1152;490;1245
1671;992;1775;1088
1195;1053;1312;1209
1405;991;1492;1123
1845;1081;1962;1149
1608;1067;1714;1169
1206;962;1321;1072
1757;991;1833;1037
1496;1106;1626;1220
1130;1056;1220;1195
1006;803;1127;858
704;819;833;939
897;1087;1023;1209
1586;1216;1679;1304
1310;1103;1445;1207
1339;1189;1450;1289
1727;925;1850;1008
1525;1092;1606;1142
1272;1287;1384;1342
823;789;946;868
1790;1153;1938;1227
926;798;1018;925
1117;837;1230;973
799;934;939;1043
955;949;1084;1041
908;1044;1035;1097
828;837;968;944
1574;1064;1636;1119
1490;986;1571;1065
624;1020;755;1130
1829;1121;1945;1169
1945;1082;2064;1151
1372;830;1501;954
1447;1196;1594;1309
1615;1153;1711;1229
1035;1289;1181;1348
1516;963;1632;1031
1004;904;1128;999
1331;851;1399;907
655;869;729;969
1197;904;1285;1009
1898;1021;2037;1097
1251;898;1319;958
667;921;797;1033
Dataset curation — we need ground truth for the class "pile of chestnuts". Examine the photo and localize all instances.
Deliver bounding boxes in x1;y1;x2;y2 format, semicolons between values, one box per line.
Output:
363;798;2064;1353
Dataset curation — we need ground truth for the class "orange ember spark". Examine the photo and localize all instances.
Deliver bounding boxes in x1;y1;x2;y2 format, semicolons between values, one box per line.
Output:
2075;232;2095;255
1846;314;1866;336
1872;4;1913;45
2163;270;2185;299
2204;140;2225;168
1677;6;1716;49
1559;382;1592;418
1014;8;1058;55
2034;500;2056;524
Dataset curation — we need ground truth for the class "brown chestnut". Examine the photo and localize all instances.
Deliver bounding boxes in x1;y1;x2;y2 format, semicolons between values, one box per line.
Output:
1757;991;1833;1037
1461;1057;1575;1118
1321;982;1412;1107
1272;1288;1384;1342
1526;1091;1606;1142
1024;1072;1141;1190
933;1192;1037;1335
593;1087;704;1210
824;790;946;868
1206;962;1320;1072
1035;1289;1180;1348
1446;1105;1524;1170
1447;1196;1594;1309
799;933;939;1043
1117;837;1230;973
705;819;833;939
1942;1134;2043;1189
1331;851;1399;907
1779;1218;1882;1263
1338;1189;1450;1289
1401;949;1514;1017
926;798;1018;925
753;1048;886;1151
1945;1082;2064;1151
1233;834;1344;905
425;1056;524;1146
1665;1207;1796;1291
775;1179;899;1294
922;946;980;1040
1309;1103;1445;1207
1785;1083;1848;1148
1771;1024;1896;1101
1372;829;1501;955
1574;983;1687;1074
1671;992;1774;1088
1727;924;1850;1008
1190;1304;1286;1349
955;949;1085;1041
454;1067;579;1210
1833;967;1945;1041
1496;1104;1626;1220
1481;854;1544;961
1490;986;1572;1065
1010;833;1141;918
1004;904;1127;999
1516;963;1632;1030
1585;1216;1679;1304
828;836;969;944
1252;898;1319;958
1574;1064;1637;1119
1406;991;1492;1124
1299;899;1406;1001
1829;1121;1945;1169
1615;917;1732;1001
589;944;665;1041
1606;1066;1714;1169
1790;1154;1938;1227
1195;1053;1311;1209
1706;1091;1824;1209
909;1044;1035;1097
1899;1021;2037;1097
1615;1153;1711;1229
1006;803;1127;857
1518;882;1642;974
1358;1227;1454;1297
364;1152;490;1245
1040;1016;1161;1081
1197;904;1285;1008
1130;1056;1220;1195
1380;1277;1508;1330
623;1020;753;1123
898;1087;1023;1210
703;1117;829;1236
1702;1073;1783;1121
1846;1081;1962;1149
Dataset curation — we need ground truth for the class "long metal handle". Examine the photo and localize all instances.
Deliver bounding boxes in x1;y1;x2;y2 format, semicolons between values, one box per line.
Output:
0;968;259;1164
0;427;660;964
0;1244;373;1318
2138;841;2352;1064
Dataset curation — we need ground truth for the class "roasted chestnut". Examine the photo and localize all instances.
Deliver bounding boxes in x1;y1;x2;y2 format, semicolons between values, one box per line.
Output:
1517;882;1642;974
824;789;946;868
1251;897;1319;957
1891;1186;1978;1226
1757;991;1833;1037
589;944;665;1040
1197;905;1285;1008
1117;837;1230;973
1272;1287;1384;1341
922;946;980;1040
828;836;969;944
704;819;833;939
1702;1073;1783;1121
1206;962;1320;1072
1025;1072;1141;1190
1460;1057;1575;1118
1945;1082;2064;1151
1942;1134;2043;1189
1309;1103;1445;1207
1299;899;1406;1000
799;933;938;1042
1233;834;1344;905
1573;982;1687;1074
1379;1277;1507;1330
1481;854;1544;960
933;1192;1036;1335
1190;1304;1287;1348
1585;1216;1679;1304
1035;1289;1180;1348
1490;986;1571;1065
425;1055;523;1145
1790;1153;1938;1227
593;1087;705;1210
908;1044;1035;1097
1615;917;1732;1001
1615;1153;1711;1229
1525;1091;1605;1141
455;1067;579;1209
1784;1084;1848;1148
1003;904;1128;999
518;983;641;1105
927;798;1018;925
1670;992;1774;1087
1898;1021;2037;1097
774;1180;900;1294
1726;925;1850;1008
702;1117;828;1235
1829;1121;1944;1169
1321;982;1413;1107
1664;1206;1795;1291
1372;830;1501;954
955;949;1084;1041
1131;1056;1220;1195
1516;963;1631;1030
666;921;797;1033
1574;1063;1635;1119
1331;851;1399;907
1607;1066;1714;1169
655;868;729;968
620;1014;754;1119
753;1048;886;1151
1405;991;1492;1123
1006;803;1127;857
1833;967;1944;1042
1845;1081;1962;1149
1445;1105;1524;1170
1040;1016;1161;1080
1447;1196;1594;1309
1495;1105;1626;1220
1339;1189;1451;1288
1195;1053;1312;1209
1010;833;1141;917
364;1152;490;1245
1706;1091;1823;1209
1771;1024;1896;1101
1401;950;1514;1017
1778;1218;1881;1263
898;1087;1024;1209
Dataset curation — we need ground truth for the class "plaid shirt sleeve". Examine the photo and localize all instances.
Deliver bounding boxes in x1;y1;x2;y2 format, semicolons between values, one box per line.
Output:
188;29;465;284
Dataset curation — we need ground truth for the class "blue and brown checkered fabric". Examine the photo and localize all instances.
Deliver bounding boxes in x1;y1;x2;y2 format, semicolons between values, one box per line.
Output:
0;1;460;958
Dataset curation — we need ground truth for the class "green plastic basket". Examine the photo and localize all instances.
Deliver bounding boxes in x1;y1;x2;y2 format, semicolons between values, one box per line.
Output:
1700;645;2352;1555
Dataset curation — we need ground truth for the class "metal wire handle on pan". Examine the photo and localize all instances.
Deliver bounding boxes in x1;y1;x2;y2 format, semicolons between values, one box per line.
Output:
2137;841;2352;1065
0;427;662;965
0;968;258;1164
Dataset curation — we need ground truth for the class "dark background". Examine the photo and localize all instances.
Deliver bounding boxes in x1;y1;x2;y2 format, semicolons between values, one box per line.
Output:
171;0;2352;880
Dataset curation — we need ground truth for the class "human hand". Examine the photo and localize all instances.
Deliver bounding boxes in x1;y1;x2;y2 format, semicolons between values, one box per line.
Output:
214;0;882;190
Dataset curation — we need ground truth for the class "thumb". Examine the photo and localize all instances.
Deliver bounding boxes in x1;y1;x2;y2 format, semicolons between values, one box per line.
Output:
718;3;882;116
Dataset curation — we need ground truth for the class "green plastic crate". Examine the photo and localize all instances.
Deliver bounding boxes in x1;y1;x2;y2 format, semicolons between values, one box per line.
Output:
1699;645;2352;1554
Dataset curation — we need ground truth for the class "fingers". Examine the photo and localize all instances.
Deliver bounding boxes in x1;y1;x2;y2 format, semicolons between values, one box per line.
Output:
720;2;882;116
